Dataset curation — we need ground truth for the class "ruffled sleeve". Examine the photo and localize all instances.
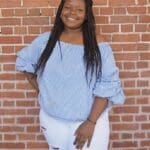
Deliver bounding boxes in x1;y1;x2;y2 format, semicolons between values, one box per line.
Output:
16;32;49;74
92;43;125;105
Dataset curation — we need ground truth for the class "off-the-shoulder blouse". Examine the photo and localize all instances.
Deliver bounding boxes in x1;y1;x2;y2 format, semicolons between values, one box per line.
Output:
16;32;125;121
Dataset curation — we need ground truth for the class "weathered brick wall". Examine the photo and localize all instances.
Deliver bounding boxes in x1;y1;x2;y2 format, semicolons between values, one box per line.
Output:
0;0;149;149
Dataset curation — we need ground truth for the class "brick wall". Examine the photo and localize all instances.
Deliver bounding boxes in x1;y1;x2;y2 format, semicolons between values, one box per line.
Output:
0;0;149;149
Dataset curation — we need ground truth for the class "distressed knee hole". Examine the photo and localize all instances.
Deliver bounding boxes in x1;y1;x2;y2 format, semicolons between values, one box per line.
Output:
51;147;59;150
40;126;47;132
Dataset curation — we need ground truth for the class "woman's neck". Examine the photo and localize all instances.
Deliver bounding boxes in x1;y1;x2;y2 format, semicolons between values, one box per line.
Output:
60;28;83;45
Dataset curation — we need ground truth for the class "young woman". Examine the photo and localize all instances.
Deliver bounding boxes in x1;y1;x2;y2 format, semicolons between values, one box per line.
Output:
16;0;125;149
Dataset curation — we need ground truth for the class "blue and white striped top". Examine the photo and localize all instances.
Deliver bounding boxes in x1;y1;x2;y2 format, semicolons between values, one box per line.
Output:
16;31;125;121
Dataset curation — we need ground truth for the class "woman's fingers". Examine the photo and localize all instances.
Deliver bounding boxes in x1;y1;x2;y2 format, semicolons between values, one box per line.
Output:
74;134;87;149
87;136;92;148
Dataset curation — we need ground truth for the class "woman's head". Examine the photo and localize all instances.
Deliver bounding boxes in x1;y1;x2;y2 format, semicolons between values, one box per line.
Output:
60;0;86;31
54;0;94;31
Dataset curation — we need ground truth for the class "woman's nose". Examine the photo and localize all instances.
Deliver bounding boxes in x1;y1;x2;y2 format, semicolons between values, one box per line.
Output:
70;8;77;15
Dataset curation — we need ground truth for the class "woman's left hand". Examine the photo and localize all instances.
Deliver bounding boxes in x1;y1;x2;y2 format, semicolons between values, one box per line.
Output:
73;120;95;149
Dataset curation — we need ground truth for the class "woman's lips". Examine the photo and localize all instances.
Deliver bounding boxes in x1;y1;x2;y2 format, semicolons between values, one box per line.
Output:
67;17;76;21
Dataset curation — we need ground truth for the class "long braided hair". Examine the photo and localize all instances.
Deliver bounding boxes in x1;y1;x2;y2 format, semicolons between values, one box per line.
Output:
35;0;102;84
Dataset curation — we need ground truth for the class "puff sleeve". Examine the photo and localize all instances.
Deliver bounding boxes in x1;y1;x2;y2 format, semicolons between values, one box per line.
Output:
92;43;125;105
16;32;49;74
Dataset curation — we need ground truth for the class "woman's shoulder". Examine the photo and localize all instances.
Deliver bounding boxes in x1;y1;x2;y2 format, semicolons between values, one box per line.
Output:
37;31;50;41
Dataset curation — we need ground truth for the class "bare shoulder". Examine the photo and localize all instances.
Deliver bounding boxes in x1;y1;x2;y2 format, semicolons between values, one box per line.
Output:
96;34;106;43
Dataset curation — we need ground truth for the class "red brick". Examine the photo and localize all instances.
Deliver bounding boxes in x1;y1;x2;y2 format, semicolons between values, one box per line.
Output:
3;101;15;107
121;24;133;32
4;134;16;140
2;46;15;53
137;80;149;87
109;115;120;122
123;62;136;69
14;9;27;16
3;83;15;89
28;27;41;34
113;106;139;113
18;134;36;140
111;16;137;23
137;0;148;5
27;108;39;115
135;115;147;122
114;8;126;14
135;25;147;32
110;133;119;140
142;89;150;95
0;143;25;149
127;7;146;14
3;118;15;124
23;0;49;7
0;36;22;44
23;17;49;25
95;16;109;24
142;34;150;41
121;115;134;122
27;142;48;148
0;18;21;26
112;141;137;147
3;64;15;71
16;101;35;107
115;53;139;61
100;7;113;15
28;8;41;16
125;89;141;96
27;126;40;132
139;15;150;23
142;124;150;130
0;109;26;115
109;0;135;6
137;97;148;104
124;80;136;87
1;9;14;16
121;133;132;139
14;27;27;34
120;71;139;78
94;0;107;5
1;27;13;34
0;0;21;8
48;0;61;7
101;25;119;33
136;62;148;69
142;106;150;113
17;117;34;124
112;34;140;42
134;133;145;139
141;71;150;77
140;140;150;147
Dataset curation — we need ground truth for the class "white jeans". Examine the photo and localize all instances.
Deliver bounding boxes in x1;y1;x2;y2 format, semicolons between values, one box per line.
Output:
39;109;110;150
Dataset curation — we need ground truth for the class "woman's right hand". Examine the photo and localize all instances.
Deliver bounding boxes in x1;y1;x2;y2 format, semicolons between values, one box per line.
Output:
24;72;39;93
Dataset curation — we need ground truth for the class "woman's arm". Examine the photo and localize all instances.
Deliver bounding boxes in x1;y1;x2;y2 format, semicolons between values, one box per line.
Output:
74;97;108;149
23;72;39;93
87;96;108;124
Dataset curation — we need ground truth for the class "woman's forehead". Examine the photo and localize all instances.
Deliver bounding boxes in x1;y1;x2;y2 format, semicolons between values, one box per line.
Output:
64;0;85;6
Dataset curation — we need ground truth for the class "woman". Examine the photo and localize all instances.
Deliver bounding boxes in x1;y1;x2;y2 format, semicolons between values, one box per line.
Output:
16;0;125;149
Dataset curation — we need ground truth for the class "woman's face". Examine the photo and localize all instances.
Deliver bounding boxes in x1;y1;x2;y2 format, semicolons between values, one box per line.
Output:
60;0;86;31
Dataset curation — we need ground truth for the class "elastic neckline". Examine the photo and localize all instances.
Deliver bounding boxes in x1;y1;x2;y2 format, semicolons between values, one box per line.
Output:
58;40;108;47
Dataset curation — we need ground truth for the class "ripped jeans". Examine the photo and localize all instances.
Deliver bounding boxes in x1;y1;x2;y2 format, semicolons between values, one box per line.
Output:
39;109;110;150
